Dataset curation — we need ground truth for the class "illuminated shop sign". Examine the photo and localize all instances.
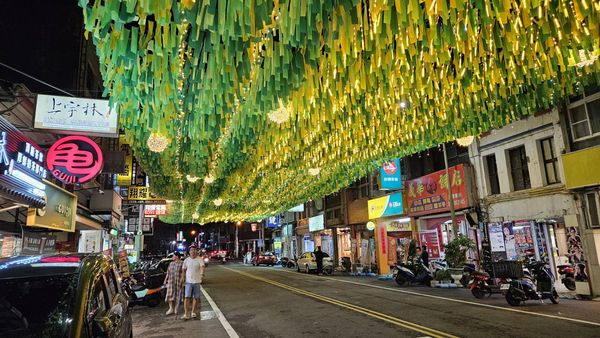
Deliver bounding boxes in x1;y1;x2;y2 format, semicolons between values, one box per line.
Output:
309;214;325;232
0;116;47;208
46;136;103;184
144;204;167;217
380;158;402;190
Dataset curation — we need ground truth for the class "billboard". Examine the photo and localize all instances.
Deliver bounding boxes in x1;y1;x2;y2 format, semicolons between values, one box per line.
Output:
367;192;404;219
380;158;402;190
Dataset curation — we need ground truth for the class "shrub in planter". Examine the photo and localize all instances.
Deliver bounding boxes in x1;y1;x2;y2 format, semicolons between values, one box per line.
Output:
434;270;453;282
444;235;476;268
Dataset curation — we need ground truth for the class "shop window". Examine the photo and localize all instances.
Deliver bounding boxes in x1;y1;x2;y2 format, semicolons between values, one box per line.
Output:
326;207;342;220
584;192;600;228
485;154;500;195
539;137;560;185
568;86;600;141
508;146;531;191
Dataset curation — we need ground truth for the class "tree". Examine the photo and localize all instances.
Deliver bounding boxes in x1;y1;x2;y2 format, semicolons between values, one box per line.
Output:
444;235;475;268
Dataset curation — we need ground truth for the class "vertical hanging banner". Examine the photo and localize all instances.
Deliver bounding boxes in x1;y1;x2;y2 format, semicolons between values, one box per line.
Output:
116;135;133;186
380;158;402;190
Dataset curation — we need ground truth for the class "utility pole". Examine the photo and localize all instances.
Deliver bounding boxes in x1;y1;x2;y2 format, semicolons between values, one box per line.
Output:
235;221;242;259
442;142;457;233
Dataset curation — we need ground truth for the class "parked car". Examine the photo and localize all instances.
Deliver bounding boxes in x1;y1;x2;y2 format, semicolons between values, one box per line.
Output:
297;251;334;274
252;252;277;266
0;253;133;338
129;257;170;307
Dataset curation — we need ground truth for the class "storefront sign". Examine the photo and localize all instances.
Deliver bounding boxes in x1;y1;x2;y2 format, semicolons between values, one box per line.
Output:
367;192;404;219
26;180;77;232
380;158;402;190
419;230;441;259
78;230;102;253
379;225;387;255
0;115;48;208
116;136;133;186
144;204;167;216
267;216;280;228
21;232;56;255
388;236;398;266
127;186;151;200
34;94;118;137
309;214;325;232
47;136;103;184
488;222;507;261
385;220;411;232
406;164;470;217
118;250;130;278
251;223;257;232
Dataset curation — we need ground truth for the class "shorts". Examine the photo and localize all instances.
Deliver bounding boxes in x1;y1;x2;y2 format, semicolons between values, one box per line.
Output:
185;283;202;299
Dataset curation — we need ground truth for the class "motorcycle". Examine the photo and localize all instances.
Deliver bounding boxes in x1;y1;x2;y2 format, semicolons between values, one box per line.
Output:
505;261;559;306
459;262;477;287
467;270;493;299
393;257;432;287
341;257;352;272
557;264;576;291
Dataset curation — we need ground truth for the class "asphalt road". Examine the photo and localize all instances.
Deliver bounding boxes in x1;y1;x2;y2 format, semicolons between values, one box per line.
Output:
133;263;600;338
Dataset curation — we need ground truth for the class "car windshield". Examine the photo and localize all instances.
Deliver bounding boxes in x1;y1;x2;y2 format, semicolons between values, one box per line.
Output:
0;273;78;337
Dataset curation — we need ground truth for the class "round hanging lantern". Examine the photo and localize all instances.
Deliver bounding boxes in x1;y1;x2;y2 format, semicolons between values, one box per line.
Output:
308;167;320;176
268;99;291;124
186;175;199;183
213;198;223;207
456;135;475;147
147;133;170;152
204;175;214;184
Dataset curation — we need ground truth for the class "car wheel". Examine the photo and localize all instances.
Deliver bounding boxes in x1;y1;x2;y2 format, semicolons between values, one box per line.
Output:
305;264;310;273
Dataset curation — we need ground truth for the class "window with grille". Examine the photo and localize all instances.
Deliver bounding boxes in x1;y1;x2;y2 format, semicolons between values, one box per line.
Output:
568;86;600;141
584;192;600;228
508;146;531;191
539;137;560;185
485;154;500;195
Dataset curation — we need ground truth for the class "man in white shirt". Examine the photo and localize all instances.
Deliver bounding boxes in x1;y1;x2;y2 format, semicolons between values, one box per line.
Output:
182;244;205;320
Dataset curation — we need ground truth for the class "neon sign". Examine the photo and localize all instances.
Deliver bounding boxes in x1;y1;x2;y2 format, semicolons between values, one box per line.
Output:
46;136;103;184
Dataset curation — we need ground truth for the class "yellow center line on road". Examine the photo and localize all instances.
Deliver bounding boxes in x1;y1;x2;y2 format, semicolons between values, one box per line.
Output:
222;266;459;338
271;267;600;327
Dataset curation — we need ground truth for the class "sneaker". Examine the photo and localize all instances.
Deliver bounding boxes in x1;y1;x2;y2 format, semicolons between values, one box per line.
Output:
191;313;197;319
181;315;190;320
165;309;174;316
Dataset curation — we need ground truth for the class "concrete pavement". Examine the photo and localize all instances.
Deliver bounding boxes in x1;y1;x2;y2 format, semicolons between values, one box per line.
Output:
132;263;600;337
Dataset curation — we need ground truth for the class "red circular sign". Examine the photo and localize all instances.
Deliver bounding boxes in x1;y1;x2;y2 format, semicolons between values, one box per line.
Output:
46;136;103;184
382;161;397;175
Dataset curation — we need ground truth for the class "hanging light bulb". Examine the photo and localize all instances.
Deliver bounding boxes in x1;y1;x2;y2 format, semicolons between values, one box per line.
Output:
204;175;214;184
192;212;199;219
268;99;291;124
147;133;170;152
213;198;223;206
186;175;199;183
456;135;475;147
308;167;320;176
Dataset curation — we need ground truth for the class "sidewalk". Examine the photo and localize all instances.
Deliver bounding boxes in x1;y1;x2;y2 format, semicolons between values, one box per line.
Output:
131;288;230;338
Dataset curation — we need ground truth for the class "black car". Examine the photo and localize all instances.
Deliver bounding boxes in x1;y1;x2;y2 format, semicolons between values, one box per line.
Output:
0;253;133;338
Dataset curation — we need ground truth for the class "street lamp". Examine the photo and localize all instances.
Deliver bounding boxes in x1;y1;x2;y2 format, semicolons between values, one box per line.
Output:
191;230;196;235
235;221;243;259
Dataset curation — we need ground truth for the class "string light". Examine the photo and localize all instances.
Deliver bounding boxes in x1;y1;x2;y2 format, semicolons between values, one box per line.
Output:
186;175;200;183
456;136;475;147
213;198;223;207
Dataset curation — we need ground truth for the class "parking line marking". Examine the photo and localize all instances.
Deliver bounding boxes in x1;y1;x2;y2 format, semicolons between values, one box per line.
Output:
201;286;240;338
270;267;600;327
224;267;458;338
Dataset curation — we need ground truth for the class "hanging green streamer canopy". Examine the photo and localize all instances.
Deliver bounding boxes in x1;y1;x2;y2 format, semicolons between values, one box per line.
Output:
79;0;600;224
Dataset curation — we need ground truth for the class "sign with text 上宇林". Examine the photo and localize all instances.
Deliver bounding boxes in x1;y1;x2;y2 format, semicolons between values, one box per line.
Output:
367;192;404;219
26;180;77;232
380;158;402;190
116;135;133;186
405;164;471;217
46;136;104;184
34;94;118;137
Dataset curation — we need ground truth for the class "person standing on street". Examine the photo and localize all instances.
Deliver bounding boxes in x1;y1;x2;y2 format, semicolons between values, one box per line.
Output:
314;246;324;275
182;244;205;320
163;252;184;316
421;245;429;268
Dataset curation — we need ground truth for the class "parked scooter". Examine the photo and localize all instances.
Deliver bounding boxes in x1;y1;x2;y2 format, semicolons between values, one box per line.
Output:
459;262;477;287
467;270;493;298
505;261;559;306
393;256;433;287
557;264;576;291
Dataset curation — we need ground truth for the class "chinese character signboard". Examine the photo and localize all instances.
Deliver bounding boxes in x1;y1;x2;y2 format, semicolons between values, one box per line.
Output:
116;136;133;186
367;192;404;219
405;164;472;217
419;230;441;259
47;136;103;184
34;94;119;137
127;186;150;200
309;214;325;232
144;204;167;217
21;232;56;254
380;158;402;190
0;115;47;208
26;180;77;232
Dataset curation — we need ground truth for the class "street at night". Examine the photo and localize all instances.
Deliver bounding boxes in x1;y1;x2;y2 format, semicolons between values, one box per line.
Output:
131;263;600;338
1;1;600;337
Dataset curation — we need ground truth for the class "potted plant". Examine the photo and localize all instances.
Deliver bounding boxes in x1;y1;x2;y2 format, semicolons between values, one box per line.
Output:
444;235;476;285
432;269;453;287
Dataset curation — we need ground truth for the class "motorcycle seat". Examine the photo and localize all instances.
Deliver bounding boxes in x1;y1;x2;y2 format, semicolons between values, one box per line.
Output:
472;271;490;278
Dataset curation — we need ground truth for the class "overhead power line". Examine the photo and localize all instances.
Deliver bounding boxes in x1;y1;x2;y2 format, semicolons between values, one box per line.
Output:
0;61;75;97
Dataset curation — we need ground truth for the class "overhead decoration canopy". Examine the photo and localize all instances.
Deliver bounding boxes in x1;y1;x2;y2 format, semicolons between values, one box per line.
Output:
79;0;599;224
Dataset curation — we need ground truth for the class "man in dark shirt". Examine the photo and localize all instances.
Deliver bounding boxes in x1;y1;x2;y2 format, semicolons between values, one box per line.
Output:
421;245;429;268
314;246;324;275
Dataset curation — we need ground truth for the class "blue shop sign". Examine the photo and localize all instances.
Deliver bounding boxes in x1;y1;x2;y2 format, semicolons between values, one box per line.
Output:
266;216;280;228
380;158;402;190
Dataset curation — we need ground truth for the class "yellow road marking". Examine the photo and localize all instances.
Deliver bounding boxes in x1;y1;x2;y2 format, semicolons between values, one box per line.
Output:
223;267;458;338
